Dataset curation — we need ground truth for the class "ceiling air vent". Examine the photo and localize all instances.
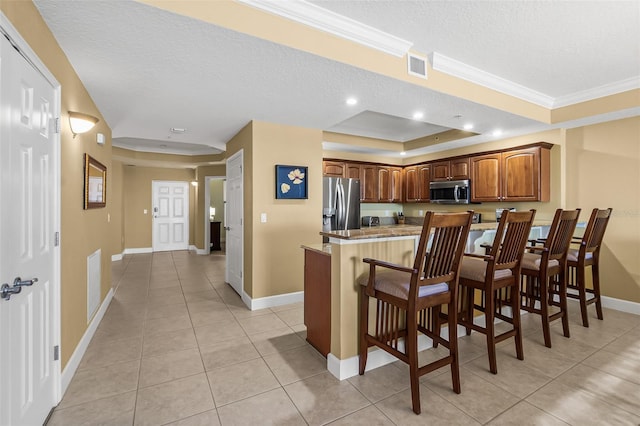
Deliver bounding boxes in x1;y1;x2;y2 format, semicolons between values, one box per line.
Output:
407;53;427;79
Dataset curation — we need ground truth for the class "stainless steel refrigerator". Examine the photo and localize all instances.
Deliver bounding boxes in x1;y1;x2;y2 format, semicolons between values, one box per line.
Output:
323;177;361;234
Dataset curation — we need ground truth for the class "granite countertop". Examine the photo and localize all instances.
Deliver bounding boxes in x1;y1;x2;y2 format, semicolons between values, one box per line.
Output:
320;220;554;241
300;243;332;255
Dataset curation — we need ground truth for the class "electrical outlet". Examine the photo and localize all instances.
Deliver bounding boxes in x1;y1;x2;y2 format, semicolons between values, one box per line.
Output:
143;209;148;214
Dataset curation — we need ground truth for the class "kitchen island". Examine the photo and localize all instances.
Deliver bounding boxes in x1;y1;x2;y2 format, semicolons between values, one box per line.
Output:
304;221;556;380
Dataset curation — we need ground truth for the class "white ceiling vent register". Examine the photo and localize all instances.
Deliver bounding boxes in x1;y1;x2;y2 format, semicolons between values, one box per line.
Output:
408;53;427;79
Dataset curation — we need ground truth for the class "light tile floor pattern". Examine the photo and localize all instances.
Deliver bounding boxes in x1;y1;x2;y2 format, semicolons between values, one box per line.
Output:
48;251;640;425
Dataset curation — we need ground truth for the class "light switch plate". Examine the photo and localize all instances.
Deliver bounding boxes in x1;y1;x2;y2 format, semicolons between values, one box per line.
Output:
260;213;267;223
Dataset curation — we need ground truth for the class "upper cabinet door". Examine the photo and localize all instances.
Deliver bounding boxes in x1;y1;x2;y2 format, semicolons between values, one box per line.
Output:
470;153;501;202
391;167;403;203
323;161;345;177
417;165;430;201
361;164;378;202
502;147;543;201
430;161;450;181
345;163;361;180
404;166;419;202
377;166;392;202
450;158;470;180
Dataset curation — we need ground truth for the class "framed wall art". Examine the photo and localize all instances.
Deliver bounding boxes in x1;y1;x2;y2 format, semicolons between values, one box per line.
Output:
84;153;107;209
275;165;307;199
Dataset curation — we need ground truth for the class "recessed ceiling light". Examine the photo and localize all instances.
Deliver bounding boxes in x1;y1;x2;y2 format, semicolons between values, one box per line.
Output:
463;123;474;130
170;127;186;134
346;97;358;106
493;129;503;137
412;112;424;120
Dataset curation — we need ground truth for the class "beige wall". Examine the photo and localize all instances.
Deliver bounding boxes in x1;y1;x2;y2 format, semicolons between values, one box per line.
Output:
110;161;125;255
121;165;196;249
251;122;323;298
2;2;115;368
225;121;323;299
565;116;640;303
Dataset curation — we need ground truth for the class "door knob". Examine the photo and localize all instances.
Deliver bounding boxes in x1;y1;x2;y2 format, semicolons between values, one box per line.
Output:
1;277;38;301
14;277;38;287
1;283;21;300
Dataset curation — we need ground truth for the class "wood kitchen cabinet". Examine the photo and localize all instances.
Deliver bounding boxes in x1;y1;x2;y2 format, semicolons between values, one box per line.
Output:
322;160;345;177
430;157;470;181
404;164;430;202
304;248;331;357
378;166;403;203
470;145;550;202
345;163;361;180
360;164;378;202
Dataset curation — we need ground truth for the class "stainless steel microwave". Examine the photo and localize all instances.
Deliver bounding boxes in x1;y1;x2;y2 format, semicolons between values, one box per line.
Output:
429;179;471;204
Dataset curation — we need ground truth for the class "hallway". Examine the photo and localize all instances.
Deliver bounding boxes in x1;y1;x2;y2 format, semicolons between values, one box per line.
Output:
47;251;640;425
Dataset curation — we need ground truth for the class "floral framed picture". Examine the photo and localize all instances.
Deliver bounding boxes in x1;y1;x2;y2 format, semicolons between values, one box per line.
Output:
275;165;308;199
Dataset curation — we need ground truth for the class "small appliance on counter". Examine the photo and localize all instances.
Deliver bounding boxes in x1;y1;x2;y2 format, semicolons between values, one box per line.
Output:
471;213;482;224
495;208;516;222
362;216;380;227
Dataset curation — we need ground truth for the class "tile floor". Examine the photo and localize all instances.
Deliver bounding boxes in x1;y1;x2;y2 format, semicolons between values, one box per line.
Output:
48;251;640;425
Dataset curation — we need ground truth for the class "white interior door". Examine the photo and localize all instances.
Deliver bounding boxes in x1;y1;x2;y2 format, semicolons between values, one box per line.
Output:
0;31;59;426
152;181;189;252
225;150;243;296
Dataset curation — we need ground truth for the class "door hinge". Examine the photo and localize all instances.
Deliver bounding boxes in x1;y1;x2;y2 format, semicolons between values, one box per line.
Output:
54;232;60;247
53;345;59;361
54;117;61;134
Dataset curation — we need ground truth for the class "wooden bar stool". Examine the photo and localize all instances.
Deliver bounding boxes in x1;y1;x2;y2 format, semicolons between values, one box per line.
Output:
358;211;473;414
567;208;613;327
520;208;580;348
457;209;536;374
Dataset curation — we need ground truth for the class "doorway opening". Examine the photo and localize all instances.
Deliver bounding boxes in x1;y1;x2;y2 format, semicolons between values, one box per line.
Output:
204;176;226;254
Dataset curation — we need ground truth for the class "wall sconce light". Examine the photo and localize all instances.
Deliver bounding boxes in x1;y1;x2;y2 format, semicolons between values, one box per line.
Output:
68;111;99;138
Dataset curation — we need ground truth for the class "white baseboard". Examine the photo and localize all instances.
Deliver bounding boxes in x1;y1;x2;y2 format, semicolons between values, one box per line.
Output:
327;329;449;380
61;288;113;394
244;291;304;311
123;247;152;255
602;295;640;315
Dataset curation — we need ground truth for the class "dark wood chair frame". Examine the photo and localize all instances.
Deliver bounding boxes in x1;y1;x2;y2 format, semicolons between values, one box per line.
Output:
358;211;473;415
567;208;613;327
457;209;536;374
520;208;581;348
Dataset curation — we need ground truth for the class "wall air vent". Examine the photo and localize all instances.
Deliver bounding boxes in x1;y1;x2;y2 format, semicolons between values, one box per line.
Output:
407;53;427;79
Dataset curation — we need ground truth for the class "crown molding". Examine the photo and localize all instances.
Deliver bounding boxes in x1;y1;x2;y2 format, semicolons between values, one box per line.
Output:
237;0;413;57
552;76;640;108
431;52;555;108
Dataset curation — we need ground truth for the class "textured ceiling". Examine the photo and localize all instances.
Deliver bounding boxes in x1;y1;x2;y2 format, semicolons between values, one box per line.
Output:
32;0;640;160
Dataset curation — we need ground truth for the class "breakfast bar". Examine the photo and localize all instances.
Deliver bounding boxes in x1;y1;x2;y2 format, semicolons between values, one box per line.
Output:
303;220;557;380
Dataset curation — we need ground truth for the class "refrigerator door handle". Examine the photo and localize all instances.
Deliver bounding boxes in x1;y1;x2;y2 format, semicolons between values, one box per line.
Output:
336;182;345;229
